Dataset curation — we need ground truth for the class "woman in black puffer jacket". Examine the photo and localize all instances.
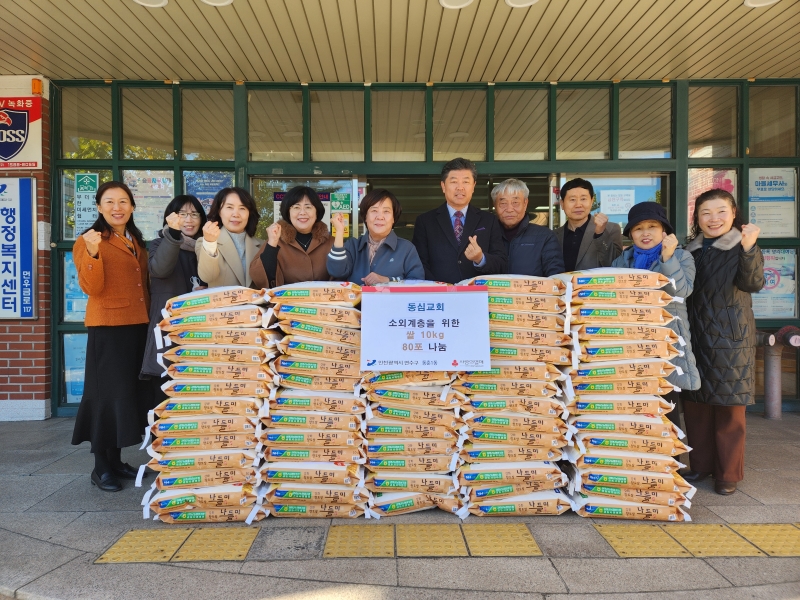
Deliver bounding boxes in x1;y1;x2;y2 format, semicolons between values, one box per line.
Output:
682;189;764;496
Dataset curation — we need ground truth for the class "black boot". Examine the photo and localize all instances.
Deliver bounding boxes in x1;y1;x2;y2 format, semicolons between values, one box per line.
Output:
680;470;711;483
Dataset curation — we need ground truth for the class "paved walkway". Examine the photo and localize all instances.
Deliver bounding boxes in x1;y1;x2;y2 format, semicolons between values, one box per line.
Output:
1;413;799;599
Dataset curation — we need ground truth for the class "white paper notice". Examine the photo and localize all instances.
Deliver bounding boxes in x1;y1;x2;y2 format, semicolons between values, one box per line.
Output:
122;170;175;241
73;173;98;234
600;189;635;215
360;287;490;371
749;168;797;238
753;248;797;319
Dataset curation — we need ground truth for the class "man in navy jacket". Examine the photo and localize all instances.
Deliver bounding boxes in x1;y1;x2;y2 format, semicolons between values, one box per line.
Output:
412;158;507;283
492;179;564;277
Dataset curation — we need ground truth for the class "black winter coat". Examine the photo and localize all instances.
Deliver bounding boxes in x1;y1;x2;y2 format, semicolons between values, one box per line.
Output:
503;219;565;277
684;229;764;406
140;228;202;378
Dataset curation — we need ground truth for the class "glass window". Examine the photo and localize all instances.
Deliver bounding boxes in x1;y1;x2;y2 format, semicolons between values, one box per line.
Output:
122;170;176;241
184;170;235;213
122;87;173;159
61;87;112;159
372;90;426;161
749;86;796;157
63;333;87;405
753;248;797;319
687;168;737;232
249;89;303;161
311;90;364;161
63;251;88;322
182;88;234;160
689;86;738;158
556;88;609;159
494;89;548;160
251;177;355;240
749;167;797;238
61;169;114;240
558;172;668;234
433;89;486;161
619;87;672;159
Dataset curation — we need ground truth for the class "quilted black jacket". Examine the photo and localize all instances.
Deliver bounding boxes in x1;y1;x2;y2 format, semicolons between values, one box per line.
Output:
684;229;765;406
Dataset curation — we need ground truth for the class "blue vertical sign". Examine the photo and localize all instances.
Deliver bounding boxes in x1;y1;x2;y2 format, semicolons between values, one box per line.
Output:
0;177;36;319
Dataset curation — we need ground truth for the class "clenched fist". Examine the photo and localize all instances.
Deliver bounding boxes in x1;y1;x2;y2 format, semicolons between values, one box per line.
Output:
661;232;679;261
741;223;761;252
202;220;221;243
331;213;346;244
165;212;182;231
464;235;484;264
594;212;609;234
83;229;102;258
266;222;282;247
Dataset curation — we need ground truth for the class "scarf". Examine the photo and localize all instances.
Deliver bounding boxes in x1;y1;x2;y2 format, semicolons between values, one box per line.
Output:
367;236;384;265
633;243;662;270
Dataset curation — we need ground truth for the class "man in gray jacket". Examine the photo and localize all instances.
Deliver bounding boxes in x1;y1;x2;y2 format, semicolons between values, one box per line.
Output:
554;178;623;271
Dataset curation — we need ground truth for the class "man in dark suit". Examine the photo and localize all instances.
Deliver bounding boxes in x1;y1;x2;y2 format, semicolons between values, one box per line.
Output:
554;178;623;271
412;158;507;283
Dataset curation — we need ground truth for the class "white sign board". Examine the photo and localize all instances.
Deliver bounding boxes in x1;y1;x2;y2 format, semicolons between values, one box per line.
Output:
749;168;797;238
73;173;98;234
753;248;796;319
360;286;490;371
122;170;175;241
600;189;635;216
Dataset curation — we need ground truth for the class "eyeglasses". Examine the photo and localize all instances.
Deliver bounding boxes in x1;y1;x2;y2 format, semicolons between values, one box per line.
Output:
178;211;202;220
289;203;314;212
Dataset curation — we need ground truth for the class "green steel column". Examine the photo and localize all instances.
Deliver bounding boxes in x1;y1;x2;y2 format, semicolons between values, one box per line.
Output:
740;81;750;220
233;82;248;187
364;84;372;163
426;84;434;163
674;81;689;241
110;81;121;180
173;83;182;191
486;84;495;163
303;85;311;163
610;82;619;160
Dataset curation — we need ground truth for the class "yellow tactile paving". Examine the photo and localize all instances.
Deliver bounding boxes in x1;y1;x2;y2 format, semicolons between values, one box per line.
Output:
594;524;691;558
95;528;194;564
728;524;800;557
324;525;395;558
396;524;468;557
462;523;542;556
662;524;765;557
171;527;259;562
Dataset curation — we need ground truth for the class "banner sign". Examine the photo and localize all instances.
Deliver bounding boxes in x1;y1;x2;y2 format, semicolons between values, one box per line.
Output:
749;168;797;238
0;97;42;170
0;178;36;319
360;286;490;371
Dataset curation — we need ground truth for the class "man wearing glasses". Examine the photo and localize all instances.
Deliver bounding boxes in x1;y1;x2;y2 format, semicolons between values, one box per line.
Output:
492;179;564;277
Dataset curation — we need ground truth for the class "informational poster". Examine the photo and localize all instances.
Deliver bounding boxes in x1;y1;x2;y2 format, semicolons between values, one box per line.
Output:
688;169;737;231
122;170;175;241
184;170;234;213
63;333;87;404
63;251;88;322
753;248;796;319
73;173;98;234
749;168;797;238
330;192;351;237
0;177;35;319
0;96;42;169
600;189;635;216
360;287;490;371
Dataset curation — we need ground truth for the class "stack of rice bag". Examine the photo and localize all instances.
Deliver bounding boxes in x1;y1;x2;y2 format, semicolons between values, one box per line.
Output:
139;286;277;523
453;275;573;518
561;268;694;522
259;282;369;518
360;370;468;518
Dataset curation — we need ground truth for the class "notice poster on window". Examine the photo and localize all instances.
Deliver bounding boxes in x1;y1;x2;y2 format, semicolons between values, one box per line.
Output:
600;189;635;216
63;252;88;322
63;333;87;404
688;169;737;231
122;170;175;241
184;170;234;214
749;168;797;238
753;248;796;319
73;173;99;234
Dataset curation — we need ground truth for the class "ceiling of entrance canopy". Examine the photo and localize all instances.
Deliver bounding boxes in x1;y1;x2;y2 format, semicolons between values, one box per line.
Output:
1;0;798;82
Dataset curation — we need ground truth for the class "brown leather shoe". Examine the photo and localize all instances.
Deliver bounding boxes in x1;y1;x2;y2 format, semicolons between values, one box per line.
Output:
714;480;737;495
680;470;711;483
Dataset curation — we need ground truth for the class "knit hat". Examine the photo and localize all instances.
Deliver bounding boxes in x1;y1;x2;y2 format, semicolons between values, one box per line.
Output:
623;202;674;237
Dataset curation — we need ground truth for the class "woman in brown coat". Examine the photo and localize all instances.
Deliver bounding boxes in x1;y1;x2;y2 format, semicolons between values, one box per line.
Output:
250;186;334;288
71;181;150;493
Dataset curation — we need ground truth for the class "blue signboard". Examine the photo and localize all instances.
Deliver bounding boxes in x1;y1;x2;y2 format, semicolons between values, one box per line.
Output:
0;177;36;319
184;170;235;213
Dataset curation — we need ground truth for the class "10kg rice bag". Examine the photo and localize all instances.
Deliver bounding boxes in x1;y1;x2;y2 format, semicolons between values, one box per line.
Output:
260;461;362;485
468;396;567;417
465;275;566;295
264;446;366;463
277;335;359;362
152;397;263;418
567;358;678;382
276;320;361;346
265;482;369;505
571;289;676;306
160;345;274;365
487;294;566;313
365;471;459;494
489;344;572;364
572;305;675;325
145;449;259;471
459;361;562;382
573;431;690;456
159;305;269;332
461;442;562;463
572;324;680;344
361;371;453;387
271;357;361;378
453;380;560;397
489;311;566;331
167;362;272;381
264;411;363;431
564;269;672;290
146;483;258;515
157;506;266;523
571;380;677;397
165;327;279;347
273;303;361;327
579;340;681;361
274;374;361;392
569;414;682;438
270;389;367;414
165;286;265;315
266;281;362;307
161;379;269;398
367;385;466;408
490;329;571;347
465;489;572;517
572;493;690;521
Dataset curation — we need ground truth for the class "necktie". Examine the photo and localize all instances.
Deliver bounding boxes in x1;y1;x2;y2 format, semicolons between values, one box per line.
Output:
453;211;464;244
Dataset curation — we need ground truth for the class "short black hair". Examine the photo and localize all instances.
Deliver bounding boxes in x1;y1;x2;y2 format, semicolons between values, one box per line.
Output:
162;194;207;239
441;157;477;183
279;186;325;223
359;189;401;224
560;178;594;201
207;187;260;237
